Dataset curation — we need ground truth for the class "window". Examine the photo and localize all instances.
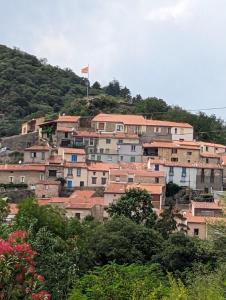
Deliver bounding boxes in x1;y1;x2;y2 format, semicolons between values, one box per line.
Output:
116;176;120;182
172;148;177;154
100;148;104;154
116;124;124;132
182;167;186;177
101;177;107;185
128;177;134;183
155;177;159;183
49;170;57;177
120;156;123;161
91;154;95;160
45;185;49;190
67;168;73;176
187;152;192;155
9;176;14;183
20;176;25;183
92;177;97;184
31;152;37;158
154;164;159;171
75;213;81;220
71;154;77;162
77;168;81;177
93;172;96;175
131;145;136;152
103;172;106;176
206;146;209;151
80;181;84;187
97;155;101;161
40;173;44;180
171;157;178;162
169;166;174;175
130;156;135;162
206;158;209;163
65;132;68;138
98;122;105;130
175;128;178;134
210;169;214;183
41;152;45;160
194;228;199;236
188;160;191;163
107;155;112;161
167;128;171;134
155;127;159;133
106;138;111;144
118;139;123;144
89;138;94;146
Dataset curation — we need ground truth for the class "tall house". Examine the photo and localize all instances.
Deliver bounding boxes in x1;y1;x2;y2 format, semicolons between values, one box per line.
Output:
91;114;146;135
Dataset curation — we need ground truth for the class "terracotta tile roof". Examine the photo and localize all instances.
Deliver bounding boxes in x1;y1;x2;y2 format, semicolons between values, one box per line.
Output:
92;113;147;125
178;140;226;149
200;152;221;158
66;197;104;209
119;162;147;170
143;141;199;150
57;115;80;123
87;162;119;171
69;190;96;199
185;212;226;224
105;183;126;194
73;131;99;138
105;182;163;195
127;183;163;194
24;145;51;151
0;164;46;171
110;169;165;177
145;119;193;128
191;201;222;210
62;148;86;155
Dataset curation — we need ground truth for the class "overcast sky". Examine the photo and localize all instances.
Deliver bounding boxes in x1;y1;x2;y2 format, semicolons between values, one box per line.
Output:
1;0;226;119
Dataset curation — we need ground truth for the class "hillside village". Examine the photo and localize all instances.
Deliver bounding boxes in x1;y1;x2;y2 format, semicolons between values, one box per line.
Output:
0;112;225;240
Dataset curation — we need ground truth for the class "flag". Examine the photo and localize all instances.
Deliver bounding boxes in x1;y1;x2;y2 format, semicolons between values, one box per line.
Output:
81;66;89;74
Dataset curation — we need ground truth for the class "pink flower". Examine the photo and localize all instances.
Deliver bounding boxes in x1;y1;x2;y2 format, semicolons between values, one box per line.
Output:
0;239;13;254
8;231;27;244
37;274;45;282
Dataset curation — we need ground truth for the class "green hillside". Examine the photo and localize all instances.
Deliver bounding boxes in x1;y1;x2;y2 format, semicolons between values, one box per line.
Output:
0;44;226;144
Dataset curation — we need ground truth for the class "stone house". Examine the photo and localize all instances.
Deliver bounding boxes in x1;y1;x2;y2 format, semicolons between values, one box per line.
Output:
21;117;45;135
35;180;61;198
24;145;51;163
64;162;88;188
0;164;46;187
87;162;119;187
58;147;86;163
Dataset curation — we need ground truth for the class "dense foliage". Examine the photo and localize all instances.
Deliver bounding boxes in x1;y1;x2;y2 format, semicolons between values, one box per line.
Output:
1;44;226;143
0;192;225;299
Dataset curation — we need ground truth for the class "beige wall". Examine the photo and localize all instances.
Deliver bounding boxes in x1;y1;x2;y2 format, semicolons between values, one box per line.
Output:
56;122;79;130
87;170;109;186
0;170;45;186
65;208;91;219
155;147;200;163
64;167;88;187
24;151;50;164
110;174;165;184
35;183;60;198
187;222;207;239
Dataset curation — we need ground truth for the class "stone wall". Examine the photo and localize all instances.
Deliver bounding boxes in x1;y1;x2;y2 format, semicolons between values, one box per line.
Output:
1;132;39;151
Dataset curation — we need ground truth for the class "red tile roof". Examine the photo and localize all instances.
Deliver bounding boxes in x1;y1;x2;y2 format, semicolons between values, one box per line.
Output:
62;148;86;155
143;141;199;150
57;115;80;123
145;119;192;128
200;152;220;158
92;113;147;125
0;164;46;171
105;182;163;195
57;126;74;132
185;212;226;224
64;162;87;168
105;183;126;194
48;155;63;165
24;145;50;151
87;162;119;171
191;201;222;210
148;159;223;169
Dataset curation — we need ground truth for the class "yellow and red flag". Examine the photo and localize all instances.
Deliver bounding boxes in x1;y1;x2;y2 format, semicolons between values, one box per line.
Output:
81;66;89;74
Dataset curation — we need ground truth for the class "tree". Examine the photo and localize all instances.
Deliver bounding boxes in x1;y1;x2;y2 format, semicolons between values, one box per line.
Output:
69;263;168;300
155;205;177;239
166;182;181;198
78;216;163;269
107;188;157;227
120;86;131;100
105;80;121;96
92;81;101;89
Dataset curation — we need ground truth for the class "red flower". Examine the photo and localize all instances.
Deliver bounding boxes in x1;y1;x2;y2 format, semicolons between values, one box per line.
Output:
0;239;13;254
37;274;45;282
15;273;24;283
28;265;36;274
32;290;51;300
8;231;27;244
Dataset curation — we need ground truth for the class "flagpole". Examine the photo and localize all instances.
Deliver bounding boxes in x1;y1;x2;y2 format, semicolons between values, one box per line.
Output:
87;64;89;100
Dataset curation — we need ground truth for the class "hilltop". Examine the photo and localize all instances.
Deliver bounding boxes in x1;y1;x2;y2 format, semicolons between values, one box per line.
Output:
0;44;226;144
